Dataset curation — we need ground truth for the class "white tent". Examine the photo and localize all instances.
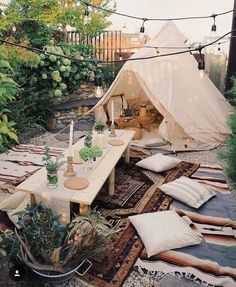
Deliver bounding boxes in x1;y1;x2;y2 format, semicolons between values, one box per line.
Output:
92;22;232;151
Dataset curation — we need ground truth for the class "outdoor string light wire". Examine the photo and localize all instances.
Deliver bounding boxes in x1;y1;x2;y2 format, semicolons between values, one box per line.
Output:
79;0;234;22
0;28;235;64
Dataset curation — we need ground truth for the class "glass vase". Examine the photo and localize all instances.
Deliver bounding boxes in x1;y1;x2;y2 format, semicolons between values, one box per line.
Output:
47;170;58;189
84;158;94;172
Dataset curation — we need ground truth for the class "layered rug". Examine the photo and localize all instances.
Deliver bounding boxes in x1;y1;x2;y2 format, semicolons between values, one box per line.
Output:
80;157;199;287
1;146;236;287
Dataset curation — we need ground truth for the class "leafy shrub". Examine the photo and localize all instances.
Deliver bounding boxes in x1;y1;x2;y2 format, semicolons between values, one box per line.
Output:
15;20;53;48
1;41;95;139
100;62;123;88
0;48;18;152
218;75;236;192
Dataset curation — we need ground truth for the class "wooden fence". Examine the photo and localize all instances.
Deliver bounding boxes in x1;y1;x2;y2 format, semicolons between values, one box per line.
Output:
65;30;122;61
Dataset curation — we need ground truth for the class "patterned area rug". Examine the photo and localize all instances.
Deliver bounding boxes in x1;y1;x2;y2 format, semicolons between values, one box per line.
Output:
0;145;199;286
81;158;199;287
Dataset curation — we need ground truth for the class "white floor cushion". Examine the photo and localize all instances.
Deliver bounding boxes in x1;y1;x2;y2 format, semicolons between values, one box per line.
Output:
129;210;202;258
136;153;181;173
160;176;216;208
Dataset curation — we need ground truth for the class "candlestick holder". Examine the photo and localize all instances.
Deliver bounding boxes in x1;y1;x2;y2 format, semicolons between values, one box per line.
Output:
64;156;76;177
109;123;116;137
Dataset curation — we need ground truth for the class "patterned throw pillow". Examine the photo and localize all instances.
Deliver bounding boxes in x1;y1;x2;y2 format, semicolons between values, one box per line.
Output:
160;176;216;208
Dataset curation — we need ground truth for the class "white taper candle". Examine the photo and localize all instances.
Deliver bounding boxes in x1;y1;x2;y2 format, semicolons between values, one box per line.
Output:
68;120;74;157
111;101;114;125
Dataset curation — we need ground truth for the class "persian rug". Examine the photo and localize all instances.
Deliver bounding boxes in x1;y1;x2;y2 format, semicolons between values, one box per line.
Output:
81;158;199;287
134;165;236;287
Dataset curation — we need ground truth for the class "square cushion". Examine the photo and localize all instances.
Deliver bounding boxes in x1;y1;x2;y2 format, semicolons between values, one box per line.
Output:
129;210;202;258
160;176;216;208
136;153;181;173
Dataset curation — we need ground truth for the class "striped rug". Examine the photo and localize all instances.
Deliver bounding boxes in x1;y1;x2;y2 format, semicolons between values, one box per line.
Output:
134;164;236;287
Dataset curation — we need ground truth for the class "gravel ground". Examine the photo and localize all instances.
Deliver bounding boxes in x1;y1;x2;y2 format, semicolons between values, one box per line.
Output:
28;131;224;166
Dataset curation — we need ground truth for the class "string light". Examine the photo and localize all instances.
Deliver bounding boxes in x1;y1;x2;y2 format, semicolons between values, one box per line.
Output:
0;29;235;64
79;1;235;36
198;47;205;79
84;4;91;24
79;1;234;22
140;18;147;33
94;73;103;98
211;14;217;33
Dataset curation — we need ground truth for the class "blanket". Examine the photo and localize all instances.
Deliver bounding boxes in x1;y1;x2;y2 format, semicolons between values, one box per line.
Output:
0;144;64;188
134;164;236;287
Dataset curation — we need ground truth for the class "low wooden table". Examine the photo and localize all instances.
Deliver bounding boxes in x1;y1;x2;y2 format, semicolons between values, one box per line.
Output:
16;130;135;223
117;113;156;132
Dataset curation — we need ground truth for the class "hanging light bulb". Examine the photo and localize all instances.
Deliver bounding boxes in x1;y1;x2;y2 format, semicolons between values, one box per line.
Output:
84;4;91;24
119;53;123;60
139;18;147;39
199;69;205;79
12;25;17;33
211;14;217;36
198;48;205;79
94;73;103;98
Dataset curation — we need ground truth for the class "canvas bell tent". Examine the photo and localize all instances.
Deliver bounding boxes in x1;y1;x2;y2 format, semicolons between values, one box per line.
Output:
91;22;232;151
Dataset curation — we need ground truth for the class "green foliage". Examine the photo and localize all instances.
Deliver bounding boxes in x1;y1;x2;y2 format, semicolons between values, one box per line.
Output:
229;76;236;106
0;0;115;37
0;229;20;257
15;20;53;48
36;42;95;95
0;48;18;152
94;120;107;133
18;204;67;258
79;145;102;162
0;205;114;269
218;75;236;192
0;42;95;138
43;146;65;172
84;131;93;148
100;62;123;87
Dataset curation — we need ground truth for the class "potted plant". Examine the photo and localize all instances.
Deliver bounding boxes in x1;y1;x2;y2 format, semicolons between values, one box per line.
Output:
0;204;114;284
94;121;107;148
93;120;107;134
43;147;64;188
79;145;102;170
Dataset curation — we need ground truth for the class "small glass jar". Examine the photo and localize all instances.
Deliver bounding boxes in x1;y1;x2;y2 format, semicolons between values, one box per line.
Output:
84;158;94;172
47;170;58;189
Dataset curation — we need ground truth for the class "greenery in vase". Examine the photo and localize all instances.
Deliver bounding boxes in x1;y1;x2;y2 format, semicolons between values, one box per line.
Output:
79;145;102;162
43;146;64;172
94;120;107;133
